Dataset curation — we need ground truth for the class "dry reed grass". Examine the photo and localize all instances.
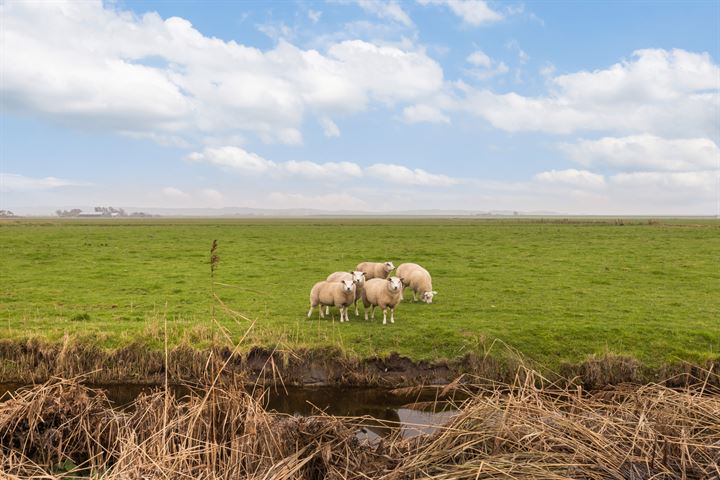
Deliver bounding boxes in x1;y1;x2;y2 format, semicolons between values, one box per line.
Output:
1;366;718;479
388;367;720;479
0;377;390;479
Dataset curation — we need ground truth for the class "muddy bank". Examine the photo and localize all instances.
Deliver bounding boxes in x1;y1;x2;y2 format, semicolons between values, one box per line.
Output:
1;369;719;479
0;339;717;389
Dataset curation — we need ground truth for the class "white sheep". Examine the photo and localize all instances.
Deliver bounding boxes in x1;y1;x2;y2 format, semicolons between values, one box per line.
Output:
326;271;366;316
396;262;437;303
362;276;403;325
307;279;356;322
356;261;395;280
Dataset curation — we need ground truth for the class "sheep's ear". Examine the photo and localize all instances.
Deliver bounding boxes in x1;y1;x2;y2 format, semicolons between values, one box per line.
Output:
432;291;438;295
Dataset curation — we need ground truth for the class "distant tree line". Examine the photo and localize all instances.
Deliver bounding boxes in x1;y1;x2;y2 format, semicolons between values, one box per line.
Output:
55;209;83;217
55;207;154;217
94;206;127;216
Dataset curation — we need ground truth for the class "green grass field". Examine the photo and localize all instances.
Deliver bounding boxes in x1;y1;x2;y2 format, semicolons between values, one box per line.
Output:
1;218;718;369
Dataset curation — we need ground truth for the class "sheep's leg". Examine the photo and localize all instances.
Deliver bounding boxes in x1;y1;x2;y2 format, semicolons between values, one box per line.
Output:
325;306;330;315
354;299;359;317
307;305;314;318
412;290;417;302
382;308;387;325
320;305;325;319
370;305;376;319
339;306;344;322
345;306;350;322
390;307;395;324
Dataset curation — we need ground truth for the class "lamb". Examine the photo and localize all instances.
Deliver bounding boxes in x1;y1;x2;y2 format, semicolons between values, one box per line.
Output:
356;261;395;280
396;262;437;303
362;276;403;325
307;280;356;322
326;271;366;316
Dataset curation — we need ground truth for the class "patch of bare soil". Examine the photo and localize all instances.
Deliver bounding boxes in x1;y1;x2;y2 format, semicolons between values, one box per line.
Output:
0;339;718;390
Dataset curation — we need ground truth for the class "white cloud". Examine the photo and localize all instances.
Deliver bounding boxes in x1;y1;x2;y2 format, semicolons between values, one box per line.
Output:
0;173;92;192
188;146;363;179
419;0;503;26
256;21;294;41
274;128;304;146
402;104;451;124
357;0;413;26
506;39;529;63
610;171;716;191
200;188;224;206
161;187;190;198
325;40;443;105
466;50;492;68
466;61;509;80
534;169;606;189
367;163;459;186
307;9;322;24
284;161;363;178
189;147;462;186
1;1;443;145
464;49;509;80
539;63;556;78
319;117;341;137
188;147;277;173
560;135;719;172
459;49;720;137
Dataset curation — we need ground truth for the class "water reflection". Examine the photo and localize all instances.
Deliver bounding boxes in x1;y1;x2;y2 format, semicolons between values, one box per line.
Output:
0;382;455;439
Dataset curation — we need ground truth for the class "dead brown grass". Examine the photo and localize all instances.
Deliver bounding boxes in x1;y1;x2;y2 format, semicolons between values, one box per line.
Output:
1;366;718;479
388;367;720;479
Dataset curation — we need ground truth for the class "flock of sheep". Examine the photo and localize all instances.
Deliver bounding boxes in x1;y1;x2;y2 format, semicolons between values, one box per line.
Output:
308;261;436;325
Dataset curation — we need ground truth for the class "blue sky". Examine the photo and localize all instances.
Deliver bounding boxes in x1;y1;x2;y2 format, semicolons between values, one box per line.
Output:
1;0;718;214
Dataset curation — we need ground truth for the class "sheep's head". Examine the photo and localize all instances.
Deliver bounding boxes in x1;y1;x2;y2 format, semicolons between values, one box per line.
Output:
384;261;395;273
422;291;438;304
387;276;402;292
350;271;365;285
341;279;355;293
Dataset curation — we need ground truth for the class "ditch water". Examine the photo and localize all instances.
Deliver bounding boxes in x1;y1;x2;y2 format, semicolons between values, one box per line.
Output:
0;382;458;440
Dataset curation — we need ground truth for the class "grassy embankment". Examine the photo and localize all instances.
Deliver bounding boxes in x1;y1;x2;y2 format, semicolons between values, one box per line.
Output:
1;218;718;374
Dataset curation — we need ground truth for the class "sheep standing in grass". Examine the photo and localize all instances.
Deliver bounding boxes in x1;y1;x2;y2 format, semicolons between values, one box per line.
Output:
362;276;403;324
356;261;395;280
396;263;437;303
326;271;366;316
308;280;356;322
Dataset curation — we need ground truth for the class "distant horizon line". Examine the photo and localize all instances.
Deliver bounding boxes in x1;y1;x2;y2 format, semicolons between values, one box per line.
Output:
2;207;718;220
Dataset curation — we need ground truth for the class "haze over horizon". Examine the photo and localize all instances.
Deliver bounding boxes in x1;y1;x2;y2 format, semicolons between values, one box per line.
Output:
1;0;719;215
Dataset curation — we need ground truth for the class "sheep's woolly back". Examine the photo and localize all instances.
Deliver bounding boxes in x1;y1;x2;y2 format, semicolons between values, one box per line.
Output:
362;277;403;308
356;262;393;280
397;263;429;285
406;268;432;294
310;281;355;307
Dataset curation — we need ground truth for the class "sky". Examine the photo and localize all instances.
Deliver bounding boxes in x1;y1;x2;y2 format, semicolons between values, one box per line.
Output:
1;0;719;215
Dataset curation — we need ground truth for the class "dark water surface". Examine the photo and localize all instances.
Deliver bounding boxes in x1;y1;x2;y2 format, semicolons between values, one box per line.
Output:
0;382;457;439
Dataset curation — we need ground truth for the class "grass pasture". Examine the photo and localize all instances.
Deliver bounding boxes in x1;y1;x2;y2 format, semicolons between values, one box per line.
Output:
0;218;718;371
